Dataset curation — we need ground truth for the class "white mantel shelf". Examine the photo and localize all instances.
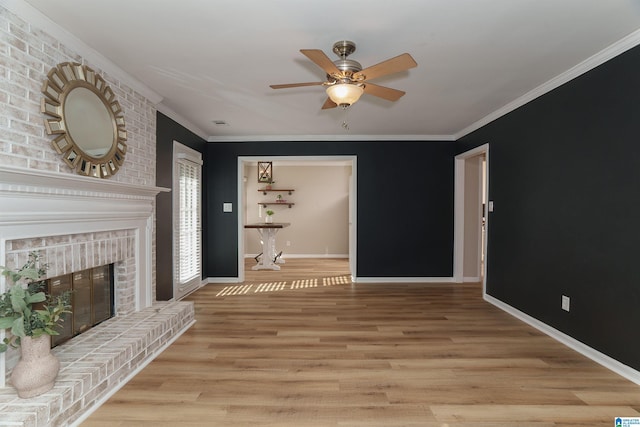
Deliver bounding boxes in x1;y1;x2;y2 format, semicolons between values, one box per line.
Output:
0;165;170;226
0;165;170;199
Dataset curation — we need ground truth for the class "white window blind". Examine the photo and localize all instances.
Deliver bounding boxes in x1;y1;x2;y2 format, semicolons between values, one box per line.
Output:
177;159;201;283
173;142;202;299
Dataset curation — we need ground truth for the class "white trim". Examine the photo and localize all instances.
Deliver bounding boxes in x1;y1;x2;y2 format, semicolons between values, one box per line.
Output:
211;134;455;143
355;277;456;284
454;144;490;292
172;141;203;300
463;276;481;283
0;164;168;199
156;103;208;140
176;153;204;165
485;294;640;386
237;155;358;283
205;273;456;284
455;28;640;140
206;277;243;284
243;253;349;259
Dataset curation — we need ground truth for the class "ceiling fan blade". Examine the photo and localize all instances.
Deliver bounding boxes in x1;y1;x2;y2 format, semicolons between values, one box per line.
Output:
300;49;341;75
354;53;417;81
321;97;337;109
363;82;406;101
270;82;325;89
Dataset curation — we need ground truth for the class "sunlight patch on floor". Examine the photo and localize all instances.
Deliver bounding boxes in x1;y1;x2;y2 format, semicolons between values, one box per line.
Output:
291;278;318;288
216;284;253;296
215;275;352;297
323;275;351;286
255;281;287;292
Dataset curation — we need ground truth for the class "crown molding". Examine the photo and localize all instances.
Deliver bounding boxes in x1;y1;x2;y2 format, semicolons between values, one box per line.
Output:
207;134;456;143
454;28;640;140
0;0;163;105
156;103;208;140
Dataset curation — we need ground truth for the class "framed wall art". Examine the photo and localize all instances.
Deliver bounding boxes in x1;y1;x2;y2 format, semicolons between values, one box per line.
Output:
258;161;273;183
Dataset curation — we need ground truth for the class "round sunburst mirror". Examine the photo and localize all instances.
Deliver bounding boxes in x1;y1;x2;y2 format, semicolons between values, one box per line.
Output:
41;62;127;178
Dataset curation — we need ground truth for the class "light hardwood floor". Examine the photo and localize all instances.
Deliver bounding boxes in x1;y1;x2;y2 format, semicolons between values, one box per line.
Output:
82;258;640;426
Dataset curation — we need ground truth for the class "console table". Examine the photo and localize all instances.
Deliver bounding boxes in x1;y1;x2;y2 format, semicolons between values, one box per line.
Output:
244;222;290;270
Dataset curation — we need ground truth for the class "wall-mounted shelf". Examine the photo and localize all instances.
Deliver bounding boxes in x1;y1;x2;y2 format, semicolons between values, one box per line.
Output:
259;202;295;208
259;189;294;195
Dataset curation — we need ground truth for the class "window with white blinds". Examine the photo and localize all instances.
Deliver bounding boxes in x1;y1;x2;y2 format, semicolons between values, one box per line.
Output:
173;142;202;299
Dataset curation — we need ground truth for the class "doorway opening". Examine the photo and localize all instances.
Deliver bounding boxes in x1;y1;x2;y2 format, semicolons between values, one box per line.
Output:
454;144;489;292
237;156;357;283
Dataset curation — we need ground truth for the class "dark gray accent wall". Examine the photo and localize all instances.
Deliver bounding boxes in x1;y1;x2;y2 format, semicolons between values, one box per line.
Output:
156;112;206;300
457;45;640;370
203;141;455;279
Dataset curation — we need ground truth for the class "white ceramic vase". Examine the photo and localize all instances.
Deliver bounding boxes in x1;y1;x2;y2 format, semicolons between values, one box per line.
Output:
11;335;60;398
265;215;273;223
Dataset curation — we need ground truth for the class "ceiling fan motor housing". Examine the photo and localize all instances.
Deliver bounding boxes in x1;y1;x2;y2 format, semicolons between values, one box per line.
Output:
330;40;362;81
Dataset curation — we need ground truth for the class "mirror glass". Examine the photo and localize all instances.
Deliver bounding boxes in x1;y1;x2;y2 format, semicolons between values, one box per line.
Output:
64;87;114;158
41;62;127;178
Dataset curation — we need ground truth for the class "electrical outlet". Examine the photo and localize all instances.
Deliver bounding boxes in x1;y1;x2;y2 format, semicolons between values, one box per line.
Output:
561;295;570;312
286;240;291;246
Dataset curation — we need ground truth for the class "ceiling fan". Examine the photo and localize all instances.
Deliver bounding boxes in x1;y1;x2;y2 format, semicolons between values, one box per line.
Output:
270;40;417;109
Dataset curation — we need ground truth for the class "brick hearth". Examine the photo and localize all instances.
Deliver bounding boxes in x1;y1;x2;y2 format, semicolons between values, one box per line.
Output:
0;301;194;427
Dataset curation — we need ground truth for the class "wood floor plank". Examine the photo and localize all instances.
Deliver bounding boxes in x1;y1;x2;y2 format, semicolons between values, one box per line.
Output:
81;258;640;426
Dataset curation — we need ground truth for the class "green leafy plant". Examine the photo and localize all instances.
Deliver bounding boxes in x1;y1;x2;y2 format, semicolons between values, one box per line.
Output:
266;210;274;216
0;252;71;353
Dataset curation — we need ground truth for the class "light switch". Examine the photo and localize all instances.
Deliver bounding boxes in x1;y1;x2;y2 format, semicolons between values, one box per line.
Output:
488;201;494;212
223;202;233;212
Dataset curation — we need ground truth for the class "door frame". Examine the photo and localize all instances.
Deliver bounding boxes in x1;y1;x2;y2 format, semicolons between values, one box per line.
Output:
237;155;357;282
453;143;489;292
172;140;203;300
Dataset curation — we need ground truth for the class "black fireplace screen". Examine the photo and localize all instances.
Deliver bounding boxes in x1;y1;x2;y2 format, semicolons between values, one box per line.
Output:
47;264;114;347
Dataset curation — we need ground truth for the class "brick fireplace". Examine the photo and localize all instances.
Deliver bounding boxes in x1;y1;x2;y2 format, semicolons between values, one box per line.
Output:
0;165;195;426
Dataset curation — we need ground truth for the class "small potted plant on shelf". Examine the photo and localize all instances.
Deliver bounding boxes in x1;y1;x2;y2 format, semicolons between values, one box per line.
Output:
0;251;72;398
265;180;275;191
276;194;285;203
265;210;274;223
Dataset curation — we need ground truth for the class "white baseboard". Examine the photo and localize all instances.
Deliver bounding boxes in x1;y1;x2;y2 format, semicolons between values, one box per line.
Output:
243;253;349;259
463;276;481;282
355;277;456;284
484;294;640;386
207;277;243;284
207;274;455;284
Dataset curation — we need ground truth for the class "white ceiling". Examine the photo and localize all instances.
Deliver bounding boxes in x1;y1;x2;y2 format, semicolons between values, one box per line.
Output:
16;0;640;141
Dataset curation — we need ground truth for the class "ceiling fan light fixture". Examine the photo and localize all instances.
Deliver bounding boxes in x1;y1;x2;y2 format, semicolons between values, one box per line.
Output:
326;83;364;108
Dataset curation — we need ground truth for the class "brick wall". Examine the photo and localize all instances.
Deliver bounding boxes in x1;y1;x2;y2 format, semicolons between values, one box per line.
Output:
0;8;193;424
3;230;138;374
0;5;157;186
0;6;158;302
4;230;137;313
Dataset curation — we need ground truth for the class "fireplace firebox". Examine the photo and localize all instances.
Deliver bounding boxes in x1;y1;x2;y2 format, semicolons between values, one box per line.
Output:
47;264;114;347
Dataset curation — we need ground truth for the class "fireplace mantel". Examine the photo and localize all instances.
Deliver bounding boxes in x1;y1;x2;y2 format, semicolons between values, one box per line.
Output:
0;164;172;391
0;165;169;196
0;165;169;230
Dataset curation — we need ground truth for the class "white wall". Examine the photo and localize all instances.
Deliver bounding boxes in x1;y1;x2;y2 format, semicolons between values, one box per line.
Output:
244;162;351;257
